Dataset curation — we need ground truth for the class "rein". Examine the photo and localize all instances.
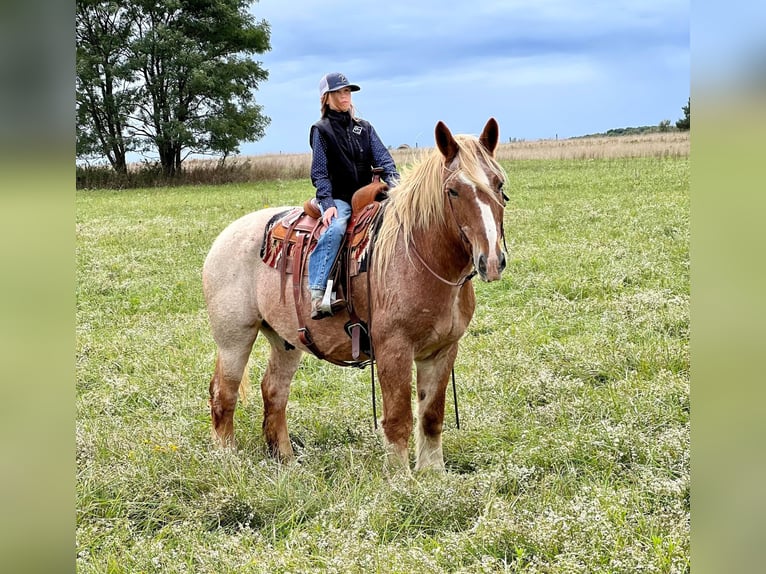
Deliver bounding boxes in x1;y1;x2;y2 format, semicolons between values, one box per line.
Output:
365;206;379;429
407;175;478;288
411;246;476;287
366;202;460;430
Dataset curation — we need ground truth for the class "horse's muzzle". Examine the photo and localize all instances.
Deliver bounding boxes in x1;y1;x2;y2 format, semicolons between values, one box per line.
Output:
477;251;506;282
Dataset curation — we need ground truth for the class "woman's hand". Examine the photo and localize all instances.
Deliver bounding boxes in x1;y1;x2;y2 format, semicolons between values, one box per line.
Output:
322;206;337;226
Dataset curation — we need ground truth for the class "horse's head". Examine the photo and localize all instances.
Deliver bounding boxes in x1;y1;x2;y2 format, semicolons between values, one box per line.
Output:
435;118;508;282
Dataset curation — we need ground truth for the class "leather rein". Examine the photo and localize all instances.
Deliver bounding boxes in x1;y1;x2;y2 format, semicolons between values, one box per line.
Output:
369;167;506;430
408;169;480;287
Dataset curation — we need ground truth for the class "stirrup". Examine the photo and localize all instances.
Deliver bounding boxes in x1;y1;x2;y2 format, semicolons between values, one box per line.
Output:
311;280;345;320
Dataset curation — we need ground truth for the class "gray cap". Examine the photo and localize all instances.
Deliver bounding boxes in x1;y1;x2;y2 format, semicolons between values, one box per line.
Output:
319;72;361;97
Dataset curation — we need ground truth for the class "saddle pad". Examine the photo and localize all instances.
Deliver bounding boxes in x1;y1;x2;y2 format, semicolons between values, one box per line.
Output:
262;208;322;272
347;202;382;276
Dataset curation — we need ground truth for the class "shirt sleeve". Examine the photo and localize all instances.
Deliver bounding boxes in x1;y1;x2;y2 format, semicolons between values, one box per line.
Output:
310;128;336;212
368;125;400;188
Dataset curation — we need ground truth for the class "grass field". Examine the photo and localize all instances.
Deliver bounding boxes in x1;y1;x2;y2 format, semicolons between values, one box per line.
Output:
76;153;689;572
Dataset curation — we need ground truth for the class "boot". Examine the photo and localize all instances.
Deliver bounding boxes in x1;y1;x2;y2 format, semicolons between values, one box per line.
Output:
310;284;346;320
310;295;331;320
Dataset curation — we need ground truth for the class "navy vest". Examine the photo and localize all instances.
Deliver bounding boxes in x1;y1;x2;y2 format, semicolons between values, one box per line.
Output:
310;111;373;204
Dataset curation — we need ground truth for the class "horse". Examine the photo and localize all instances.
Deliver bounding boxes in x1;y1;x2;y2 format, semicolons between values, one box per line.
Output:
202;118;507;471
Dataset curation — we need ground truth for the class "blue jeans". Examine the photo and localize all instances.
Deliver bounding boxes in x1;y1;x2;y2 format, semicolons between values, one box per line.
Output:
308;199;351;292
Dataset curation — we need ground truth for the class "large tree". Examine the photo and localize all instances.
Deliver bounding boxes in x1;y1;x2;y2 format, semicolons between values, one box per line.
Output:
76;0;271;176
76;0;136;174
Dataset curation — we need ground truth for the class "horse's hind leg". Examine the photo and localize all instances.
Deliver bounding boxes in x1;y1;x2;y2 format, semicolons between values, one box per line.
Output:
414;343;458;471
260;333;302;461
209;332;258;446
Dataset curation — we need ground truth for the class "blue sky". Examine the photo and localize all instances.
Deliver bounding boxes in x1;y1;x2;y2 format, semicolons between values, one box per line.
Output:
239;0;690;156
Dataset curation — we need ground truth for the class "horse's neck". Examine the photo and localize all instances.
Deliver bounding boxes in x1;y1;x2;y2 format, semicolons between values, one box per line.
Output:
410;226;473;283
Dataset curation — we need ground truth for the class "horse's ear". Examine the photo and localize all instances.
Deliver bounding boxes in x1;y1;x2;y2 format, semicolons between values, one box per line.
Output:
479;117;499;156
435;121;459;164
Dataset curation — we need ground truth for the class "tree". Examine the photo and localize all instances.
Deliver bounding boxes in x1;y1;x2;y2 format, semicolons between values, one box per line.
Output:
76;0;271;176
676;97;690;131
76;0;136;174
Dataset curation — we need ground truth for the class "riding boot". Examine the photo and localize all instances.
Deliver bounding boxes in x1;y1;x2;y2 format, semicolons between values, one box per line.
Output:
310;284;345;320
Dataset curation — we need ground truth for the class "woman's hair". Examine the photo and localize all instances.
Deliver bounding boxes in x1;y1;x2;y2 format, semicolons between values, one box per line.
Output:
320;92;357;119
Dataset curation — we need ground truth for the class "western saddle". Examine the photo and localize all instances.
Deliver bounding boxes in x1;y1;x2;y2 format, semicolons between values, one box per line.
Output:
260;171;389;366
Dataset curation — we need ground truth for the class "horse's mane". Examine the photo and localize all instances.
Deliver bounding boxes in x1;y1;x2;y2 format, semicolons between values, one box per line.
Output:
373;134;505;277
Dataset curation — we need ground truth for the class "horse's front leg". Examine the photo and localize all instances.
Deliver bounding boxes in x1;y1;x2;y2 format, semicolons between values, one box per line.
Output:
414;344;458;471
375;338;414;471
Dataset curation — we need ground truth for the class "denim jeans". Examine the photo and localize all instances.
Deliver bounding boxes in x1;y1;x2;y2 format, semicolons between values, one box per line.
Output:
308;199;351;292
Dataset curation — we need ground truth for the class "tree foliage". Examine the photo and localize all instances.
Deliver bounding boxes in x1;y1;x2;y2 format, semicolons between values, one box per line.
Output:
676;97;690;131
76;0;136;174
76;0;271;176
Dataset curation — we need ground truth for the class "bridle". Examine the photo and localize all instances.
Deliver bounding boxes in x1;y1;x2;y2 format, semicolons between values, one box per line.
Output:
444;164;510;263
411;180;477;286
409;166;504;287
443;169;475;249
411;246;477;287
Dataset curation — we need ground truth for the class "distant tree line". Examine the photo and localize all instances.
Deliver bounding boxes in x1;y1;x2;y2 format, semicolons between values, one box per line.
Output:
604;126;669;136
573;98;690;138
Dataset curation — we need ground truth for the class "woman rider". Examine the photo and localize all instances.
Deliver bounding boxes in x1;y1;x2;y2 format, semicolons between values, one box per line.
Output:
308;72;399;319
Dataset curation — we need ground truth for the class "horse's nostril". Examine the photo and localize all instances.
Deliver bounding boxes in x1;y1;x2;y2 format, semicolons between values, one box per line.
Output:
499;252;507;272
478;254;487;274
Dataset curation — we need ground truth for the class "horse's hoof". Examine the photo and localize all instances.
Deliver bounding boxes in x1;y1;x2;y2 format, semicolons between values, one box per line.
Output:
211;432;236;449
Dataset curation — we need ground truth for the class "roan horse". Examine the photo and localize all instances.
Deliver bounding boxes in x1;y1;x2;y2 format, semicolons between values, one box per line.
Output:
203;118;507;471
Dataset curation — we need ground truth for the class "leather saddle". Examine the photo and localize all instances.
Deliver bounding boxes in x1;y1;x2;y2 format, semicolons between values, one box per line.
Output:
262;178;388;286
260;177;388;365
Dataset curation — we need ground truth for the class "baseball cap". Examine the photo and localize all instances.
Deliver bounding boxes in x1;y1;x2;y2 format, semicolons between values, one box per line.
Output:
319;72;361;97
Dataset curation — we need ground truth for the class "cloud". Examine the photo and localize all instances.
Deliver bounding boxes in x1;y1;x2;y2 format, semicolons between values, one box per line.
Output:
257;0;686;77
241;0;689;154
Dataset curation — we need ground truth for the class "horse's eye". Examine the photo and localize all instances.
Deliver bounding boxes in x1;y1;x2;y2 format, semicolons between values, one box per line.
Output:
498;182;509;203
447;188;459;198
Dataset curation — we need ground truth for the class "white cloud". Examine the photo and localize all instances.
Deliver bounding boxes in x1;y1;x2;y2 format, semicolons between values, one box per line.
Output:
240;0;689;154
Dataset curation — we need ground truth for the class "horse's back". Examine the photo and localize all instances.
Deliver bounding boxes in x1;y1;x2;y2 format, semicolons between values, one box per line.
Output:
203;206;292;320
204;206;289;271
206;205;287;258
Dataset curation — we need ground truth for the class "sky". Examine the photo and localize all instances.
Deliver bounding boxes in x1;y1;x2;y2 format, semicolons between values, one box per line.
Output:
238;0;690;156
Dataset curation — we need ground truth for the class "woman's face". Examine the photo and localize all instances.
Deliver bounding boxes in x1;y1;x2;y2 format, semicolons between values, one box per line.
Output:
328;87;352;112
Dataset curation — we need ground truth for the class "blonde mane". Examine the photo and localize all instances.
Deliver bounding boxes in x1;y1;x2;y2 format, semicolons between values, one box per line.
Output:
373;135;506;277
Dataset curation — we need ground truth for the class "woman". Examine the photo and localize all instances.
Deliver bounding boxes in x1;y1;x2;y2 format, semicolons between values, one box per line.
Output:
308;72;399;319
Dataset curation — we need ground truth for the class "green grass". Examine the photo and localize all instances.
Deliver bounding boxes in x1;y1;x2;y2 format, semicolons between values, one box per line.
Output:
77;157;689;573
